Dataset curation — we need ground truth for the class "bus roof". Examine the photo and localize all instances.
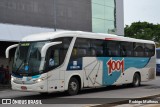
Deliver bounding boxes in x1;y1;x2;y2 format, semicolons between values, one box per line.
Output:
22;31;155;44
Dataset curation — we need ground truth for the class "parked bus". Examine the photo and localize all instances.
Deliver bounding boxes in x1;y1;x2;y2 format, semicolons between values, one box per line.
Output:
156;48;160;75
6;31;156;95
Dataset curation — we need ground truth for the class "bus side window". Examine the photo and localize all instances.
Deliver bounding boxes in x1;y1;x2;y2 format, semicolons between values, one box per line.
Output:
72;48;77;57
120;42;133;57
90;48;96;56
51;37;73;65
127;51;132;56
120;45;127;56
105;47;111;56
48;49;60;67
78;48;87;56
134;43;144;57
91;39;104;57
49;50;55;67
144;44;155;57
106;41;120;57
71;38;90;59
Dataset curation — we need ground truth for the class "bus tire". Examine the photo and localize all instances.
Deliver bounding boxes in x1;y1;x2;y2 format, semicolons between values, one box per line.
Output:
67;77;79;95
132;73;141;87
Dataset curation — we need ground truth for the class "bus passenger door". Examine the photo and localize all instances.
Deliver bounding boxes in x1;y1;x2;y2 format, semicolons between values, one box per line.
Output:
45;46;63;92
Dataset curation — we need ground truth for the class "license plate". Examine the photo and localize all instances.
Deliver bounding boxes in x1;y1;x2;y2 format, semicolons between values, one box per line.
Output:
21;86;27;90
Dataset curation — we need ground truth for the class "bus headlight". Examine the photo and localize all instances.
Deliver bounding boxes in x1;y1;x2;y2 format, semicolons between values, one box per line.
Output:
11;77;17;81
37;78;43;82
11;77;14;81
35;77;47;83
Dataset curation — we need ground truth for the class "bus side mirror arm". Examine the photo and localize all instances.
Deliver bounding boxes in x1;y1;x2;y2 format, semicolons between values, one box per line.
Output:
6;44;19;58
41;42;62;58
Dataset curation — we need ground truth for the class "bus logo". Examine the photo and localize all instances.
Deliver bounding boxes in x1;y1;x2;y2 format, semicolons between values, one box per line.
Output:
107;58;124;75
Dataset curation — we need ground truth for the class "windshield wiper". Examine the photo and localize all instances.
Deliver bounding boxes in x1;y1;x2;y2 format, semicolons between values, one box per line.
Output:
15;60;25;73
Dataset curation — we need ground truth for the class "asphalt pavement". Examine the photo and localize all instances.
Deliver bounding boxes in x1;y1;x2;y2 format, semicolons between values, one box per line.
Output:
0;76;160;107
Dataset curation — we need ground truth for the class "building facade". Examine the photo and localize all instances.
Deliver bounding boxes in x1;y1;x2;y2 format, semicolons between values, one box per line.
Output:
0;0;124;68
0;0;124;38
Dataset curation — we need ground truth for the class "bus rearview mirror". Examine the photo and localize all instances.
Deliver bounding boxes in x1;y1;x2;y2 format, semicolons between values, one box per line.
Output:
41;42;62;58
6;44;19;58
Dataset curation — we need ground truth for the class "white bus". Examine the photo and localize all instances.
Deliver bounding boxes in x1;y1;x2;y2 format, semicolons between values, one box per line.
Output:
6;31;156;95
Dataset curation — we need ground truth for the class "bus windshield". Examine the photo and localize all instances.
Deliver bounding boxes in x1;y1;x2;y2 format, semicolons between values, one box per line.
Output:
12;37;72;76
157;49;160;58
12;41;49;76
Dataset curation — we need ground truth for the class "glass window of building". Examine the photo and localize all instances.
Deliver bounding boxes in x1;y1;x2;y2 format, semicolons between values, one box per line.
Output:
92;0;105;5
105;0;115;7
92;0;116;34
92;18;105;33
92;4;105;19
105;20;115;33
105;6;114;20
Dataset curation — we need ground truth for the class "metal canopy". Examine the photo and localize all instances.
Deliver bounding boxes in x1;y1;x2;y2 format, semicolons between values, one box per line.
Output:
0;23;56;42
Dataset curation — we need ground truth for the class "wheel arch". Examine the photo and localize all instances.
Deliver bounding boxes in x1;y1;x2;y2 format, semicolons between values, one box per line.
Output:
134;71;141;81
65;73;83;90
132;71;141;87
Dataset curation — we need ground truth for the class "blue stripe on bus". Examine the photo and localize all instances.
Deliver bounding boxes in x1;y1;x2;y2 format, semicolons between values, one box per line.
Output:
32;75;41;78
97;57;150;86
12;73;41;79
12;73;23;78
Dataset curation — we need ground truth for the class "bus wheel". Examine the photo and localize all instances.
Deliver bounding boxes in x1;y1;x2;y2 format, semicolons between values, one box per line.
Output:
132;73;141;87
67;77;79;95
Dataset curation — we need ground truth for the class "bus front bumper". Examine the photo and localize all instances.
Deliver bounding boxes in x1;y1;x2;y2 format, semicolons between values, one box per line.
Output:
11;80;48;92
